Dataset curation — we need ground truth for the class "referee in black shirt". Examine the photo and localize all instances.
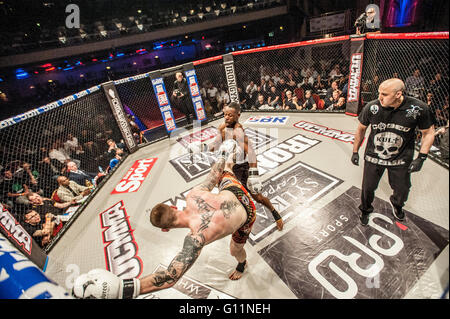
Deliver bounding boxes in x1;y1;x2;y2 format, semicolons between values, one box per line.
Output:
351;78;435;225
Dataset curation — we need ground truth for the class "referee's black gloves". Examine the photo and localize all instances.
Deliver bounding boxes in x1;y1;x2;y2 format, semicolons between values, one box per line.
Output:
408;153;427;173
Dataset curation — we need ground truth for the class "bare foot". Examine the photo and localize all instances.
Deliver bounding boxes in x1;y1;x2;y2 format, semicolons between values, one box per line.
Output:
229;262;247;280
276;219;284;231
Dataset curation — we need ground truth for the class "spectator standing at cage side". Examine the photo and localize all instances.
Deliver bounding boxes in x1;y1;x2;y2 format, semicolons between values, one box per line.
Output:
172;72;195;124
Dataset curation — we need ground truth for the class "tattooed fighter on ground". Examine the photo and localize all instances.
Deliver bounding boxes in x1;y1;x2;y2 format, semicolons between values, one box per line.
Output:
73;139;257;299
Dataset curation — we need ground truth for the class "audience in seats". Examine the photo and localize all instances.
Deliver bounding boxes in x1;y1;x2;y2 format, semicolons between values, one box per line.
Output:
55;175;92;204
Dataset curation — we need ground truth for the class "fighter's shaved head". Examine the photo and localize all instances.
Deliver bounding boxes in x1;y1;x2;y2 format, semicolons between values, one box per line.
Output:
379;78;405;94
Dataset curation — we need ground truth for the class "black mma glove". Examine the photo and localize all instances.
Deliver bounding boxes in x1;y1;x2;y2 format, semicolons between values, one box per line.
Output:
408;153;427;173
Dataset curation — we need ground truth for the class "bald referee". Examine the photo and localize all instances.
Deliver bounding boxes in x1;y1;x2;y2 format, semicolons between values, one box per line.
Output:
351;78;435;226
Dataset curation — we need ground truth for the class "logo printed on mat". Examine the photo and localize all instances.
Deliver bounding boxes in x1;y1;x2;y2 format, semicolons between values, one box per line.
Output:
244;116;289;125
111;158;157;194
170;128;279;182
99;201;142;279
294;120;356;143
258;186;449;299
137;264;235;299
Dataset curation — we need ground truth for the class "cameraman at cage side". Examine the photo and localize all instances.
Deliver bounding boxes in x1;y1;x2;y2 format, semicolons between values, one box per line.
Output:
172;72;195;125
355;6;381;35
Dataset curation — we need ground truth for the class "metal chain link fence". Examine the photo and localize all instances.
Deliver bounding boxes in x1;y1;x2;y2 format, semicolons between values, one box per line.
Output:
0;32;448;254
0;88;127;250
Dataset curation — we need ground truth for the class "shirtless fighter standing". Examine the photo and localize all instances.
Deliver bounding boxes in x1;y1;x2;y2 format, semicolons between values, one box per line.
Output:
199;102;284;231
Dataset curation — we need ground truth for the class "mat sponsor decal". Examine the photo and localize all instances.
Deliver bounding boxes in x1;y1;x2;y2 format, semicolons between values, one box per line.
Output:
138;264;235;299
244;115;289;125
170;128;279;182
111;158;157;194
249;161;342;244
258;186;449;299
163;161;340;245
176;126;219;148
293;120;356;143
99;201;143;279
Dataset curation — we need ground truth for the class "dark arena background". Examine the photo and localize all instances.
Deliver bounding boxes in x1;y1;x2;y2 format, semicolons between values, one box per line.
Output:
0;0;448;306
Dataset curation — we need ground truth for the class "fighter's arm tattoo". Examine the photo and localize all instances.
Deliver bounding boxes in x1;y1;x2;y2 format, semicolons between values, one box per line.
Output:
195;157;226;192
140;232;206;293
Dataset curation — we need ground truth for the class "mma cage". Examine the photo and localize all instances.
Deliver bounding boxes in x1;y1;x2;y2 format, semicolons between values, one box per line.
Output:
0;32;448;268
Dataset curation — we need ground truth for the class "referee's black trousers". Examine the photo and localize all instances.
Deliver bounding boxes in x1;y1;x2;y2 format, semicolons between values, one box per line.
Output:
359;161;412;215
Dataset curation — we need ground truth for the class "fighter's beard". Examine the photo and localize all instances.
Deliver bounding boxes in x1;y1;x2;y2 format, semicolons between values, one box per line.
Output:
226;121;236;128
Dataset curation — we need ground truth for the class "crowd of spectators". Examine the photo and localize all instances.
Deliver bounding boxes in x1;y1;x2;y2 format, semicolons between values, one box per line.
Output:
198;61;349;115
0;110;134;248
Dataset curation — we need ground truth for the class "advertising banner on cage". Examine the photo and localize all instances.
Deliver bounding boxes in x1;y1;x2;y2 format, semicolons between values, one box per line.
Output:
183;64;207;122
102;82;139;153
346;36;365;116
149;72;177;133
0;202;48;270
223;54;240;104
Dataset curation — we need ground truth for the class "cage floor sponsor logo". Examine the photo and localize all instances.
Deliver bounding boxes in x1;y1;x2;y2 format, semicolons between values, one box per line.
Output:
99;201;142;279
177;127;219;148
249;161;342;244
0;203;32;254
294;120;356;143
138;264;235;299
111;158;157;194
244;116;289;125
170;128;279;182
258;186;449;299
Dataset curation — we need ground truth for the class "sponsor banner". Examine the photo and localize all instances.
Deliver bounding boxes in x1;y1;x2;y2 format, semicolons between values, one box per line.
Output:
184;67;207;122
293;120;356;143
249;161;342;244
170;128;280;182
138;264;235;299
0;202;48;270
223;54;240;104
111;158;157;194
346;38;365;115
102;82;138;153
149;72;177;133
99;201;143;279
258;186;449;299
244;116;289;125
